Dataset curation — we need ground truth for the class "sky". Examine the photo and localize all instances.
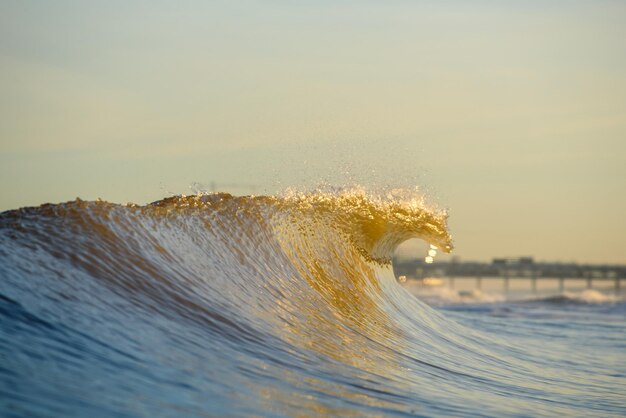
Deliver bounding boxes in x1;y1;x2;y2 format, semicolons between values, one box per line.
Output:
1;1;625;264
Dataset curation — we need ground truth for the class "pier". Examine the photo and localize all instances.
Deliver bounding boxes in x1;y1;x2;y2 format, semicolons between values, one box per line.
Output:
393;257;625;294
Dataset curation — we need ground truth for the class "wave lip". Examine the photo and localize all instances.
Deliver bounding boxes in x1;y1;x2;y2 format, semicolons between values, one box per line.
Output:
281;186;453;262
149;186;453;263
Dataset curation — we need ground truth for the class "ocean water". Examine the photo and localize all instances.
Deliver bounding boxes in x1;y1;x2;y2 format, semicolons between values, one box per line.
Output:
1;190;624;417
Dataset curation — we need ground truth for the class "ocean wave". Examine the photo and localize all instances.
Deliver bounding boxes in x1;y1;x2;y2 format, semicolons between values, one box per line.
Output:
522;289;622;305
1;189;624;417
402;283;622;307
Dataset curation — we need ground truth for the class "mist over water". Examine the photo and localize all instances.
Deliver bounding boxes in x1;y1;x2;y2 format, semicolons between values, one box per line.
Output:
1;189;625;417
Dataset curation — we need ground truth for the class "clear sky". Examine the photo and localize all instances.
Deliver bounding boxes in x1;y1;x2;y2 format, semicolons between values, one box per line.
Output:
1;1;625;263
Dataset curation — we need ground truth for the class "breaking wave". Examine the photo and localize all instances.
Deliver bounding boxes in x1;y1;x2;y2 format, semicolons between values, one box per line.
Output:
1;189;624;417
524;289;622;305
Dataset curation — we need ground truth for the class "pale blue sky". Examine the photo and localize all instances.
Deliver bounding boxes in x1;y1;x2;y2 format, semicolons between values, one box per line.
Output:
1;1;625;263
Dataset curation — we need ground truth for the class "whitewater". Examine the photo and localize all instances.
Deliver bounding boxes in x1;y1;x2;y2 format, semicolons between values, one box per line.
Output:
1;189;624;417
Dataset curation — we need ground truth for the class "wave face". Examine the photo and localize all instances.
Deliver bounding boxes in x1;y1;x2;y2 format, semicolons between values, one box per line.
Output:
1;190;624;417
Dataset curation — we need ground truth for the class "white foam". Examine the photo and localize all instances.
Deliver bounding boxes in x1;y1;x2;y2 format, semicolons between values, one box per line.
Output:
400;279;625;306
400;281;504;306
558;289;620;304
